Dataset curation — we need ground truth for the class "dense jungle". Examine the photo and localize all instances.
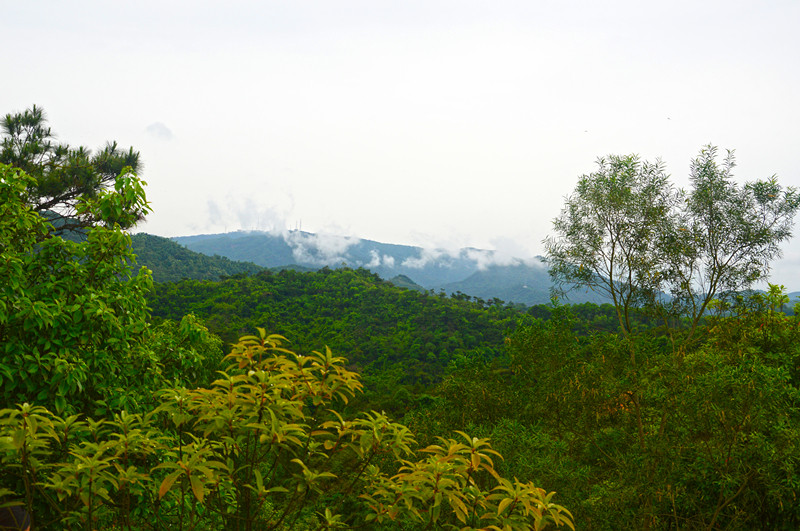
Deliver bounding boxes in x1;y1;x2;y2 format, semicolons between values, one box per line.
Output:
3;107;800;531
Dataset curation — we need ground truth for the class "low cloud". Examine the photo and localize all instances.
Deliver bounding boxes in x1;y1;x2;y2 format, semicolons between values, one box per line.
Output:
362;249;397;269
207;200;224;226
463;237;527;270
464;248;520;270
464;237;543;270
283;231;361;266
145;122;174;140
204;192;295;233
402;248;447;269
366;250;381;268
490;236;533;261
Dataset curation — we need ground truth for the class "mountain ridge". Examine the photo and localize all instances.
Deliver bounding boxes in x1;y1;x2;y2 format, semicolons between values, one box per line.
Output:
171;230;534;290
144;230;798;308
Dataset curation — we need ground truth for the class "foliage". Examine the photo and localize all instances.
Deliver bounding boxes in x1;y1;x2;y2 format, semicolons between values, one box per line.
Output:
7;129;800;531
419;289;800;530
146;267;531;409
545;146;800;338
363;431;574;531
544;153;676;335
0;164;221;417
0;331;574;531
661;147;800;331
525;301;661;335
1;105;143;235
136;315;224;394
531;146;800;528
131;233;264;283
0;165;572;530
0;164;147;414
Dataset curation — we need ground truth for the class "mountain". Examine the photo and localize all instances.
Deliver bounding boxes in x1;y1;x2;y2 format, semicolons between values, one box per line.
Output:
131;233;265;282
167;230;800;308
173;231;490;287
387;274;427;292
168;230;622;305
434;263;612;306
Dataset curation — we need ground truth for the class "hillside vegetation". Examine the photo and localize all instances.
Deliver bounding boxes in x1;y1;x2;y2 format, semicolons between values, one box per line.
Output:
171;230;578;304
1;162;574;531
131;233;265;282
4;110;800;531
147;267;530;413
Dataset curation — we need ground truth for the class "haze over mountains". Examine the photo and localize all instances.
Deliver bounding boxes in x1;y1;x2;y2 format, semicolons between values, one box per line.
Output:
170;230;611;306
134;229;800;308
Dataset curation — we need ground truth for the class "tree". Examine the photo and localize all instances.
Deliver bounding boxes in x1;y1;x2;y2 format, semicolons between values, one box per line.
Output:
544;154;676;337
0;105;143;236
535;145;800;530
0;329;575;531
0;162;188;415
545;146;800;338
660;146;800;334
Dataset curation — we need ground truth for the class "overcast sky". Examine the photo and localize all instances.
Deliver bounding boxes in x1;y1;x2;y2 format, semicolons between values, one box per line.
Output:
5;1;800;286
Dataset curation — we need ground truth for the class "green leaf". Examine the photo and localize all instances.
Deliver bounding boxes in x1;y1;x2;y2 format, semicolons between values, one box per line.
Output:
190;474;204;503
158;470;182;499
497;497;512;515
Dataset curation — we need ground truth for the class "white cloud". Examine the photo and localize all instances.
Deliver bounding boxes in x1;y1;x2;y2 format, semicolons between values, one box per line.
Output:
465;248;518;270
203;191;295;233
206;200;223;226
283;231;360;266
145;122;174;140
366;249;381;268
401;248;445;269
462;237;546;270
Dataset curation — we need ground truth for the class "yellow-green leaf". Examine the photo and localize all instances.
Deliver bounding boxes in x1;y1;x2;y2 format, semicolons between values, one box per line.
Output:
190;474;204;503
497;497;513;515
158;471;182;499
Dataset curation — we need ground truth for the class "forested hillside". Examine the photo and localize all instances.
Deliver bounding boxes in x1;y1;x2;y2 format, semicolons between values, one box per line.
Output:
147;267;530;412
131;233;265;282
173;230;541;290
1;160;574;531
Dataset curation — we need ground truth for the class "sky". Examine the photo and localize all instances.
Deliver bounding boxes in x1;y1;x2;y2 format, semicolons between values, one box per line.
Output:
4;1;800;287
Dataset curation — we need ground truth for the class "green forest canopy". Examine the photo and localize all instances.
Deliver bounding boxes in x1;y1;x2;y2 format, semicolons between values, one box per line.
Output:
4;109;800;531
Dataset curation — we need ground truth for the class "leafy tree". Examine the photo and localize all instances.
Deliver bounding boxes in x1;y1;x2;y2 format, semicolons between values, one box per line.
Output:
0;105;143;235
0;163;219;416
545;146;800;338
544;154;676;336
537;146;800;529
659;147;800;334
421;292;800;531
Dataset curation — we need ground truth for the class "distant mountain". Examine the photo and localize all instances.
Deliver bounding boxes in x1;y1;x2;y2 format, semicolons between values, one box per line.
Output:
387;274;426;292
170;230;620;305
434;262;612;306
131;233;265;282
173;231;489;287
167;230;797;308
